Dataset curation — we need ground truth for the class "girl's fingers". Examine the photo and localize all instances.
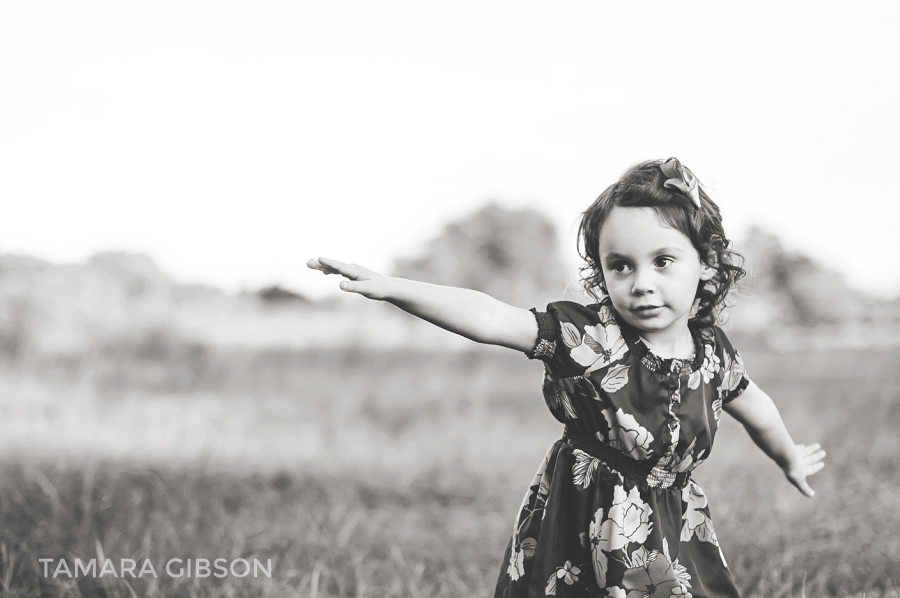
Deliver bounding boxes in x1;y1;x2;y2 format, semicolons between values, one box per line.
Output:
798;443;826;464
315;257;348;274
307;258;339;273
316;256;343;268
339;280;369;294
799;444;826;471
788;468;816;497
319;258;369;280
307;257;364;279
787;442;825;497
309;257;381;297
306;259;335;274
797;479;815;498
808;448;826;464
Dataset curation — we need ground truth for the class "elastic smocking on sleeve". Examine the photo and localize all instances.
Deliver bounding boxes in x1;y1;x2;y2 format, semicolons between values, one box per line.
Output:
525;308;557;360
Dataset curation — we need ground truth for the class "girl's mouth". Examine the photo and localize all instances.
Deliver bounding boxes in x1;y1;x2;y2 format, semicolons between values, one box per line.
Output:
632;305;664;317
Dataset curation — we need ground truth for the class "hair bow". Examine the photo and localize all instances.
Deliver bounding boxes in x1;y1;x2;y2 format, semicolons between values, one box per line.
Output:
660;158;701;208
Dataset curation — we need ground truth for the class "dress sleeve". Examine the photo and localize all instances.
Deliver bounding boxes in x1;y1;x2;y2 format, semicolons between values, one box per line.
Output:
712;325;751;403
525;301;616;379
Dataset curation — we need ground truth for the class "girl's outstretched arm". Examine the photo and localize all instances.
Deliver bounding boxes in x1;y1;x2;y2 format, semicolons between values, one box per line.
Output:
307;257;539;352
723;381;826;497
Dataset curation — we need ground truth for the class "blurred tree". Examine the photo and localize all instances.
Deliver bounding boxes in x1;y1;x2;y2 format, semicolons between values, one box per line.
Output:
738;227;869;327
257;284;311;305
392;203;567;308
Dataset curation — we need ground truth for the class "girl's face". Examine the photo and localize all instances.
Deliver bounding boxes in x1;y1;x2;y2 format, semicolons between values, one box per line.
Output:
598;206;715;340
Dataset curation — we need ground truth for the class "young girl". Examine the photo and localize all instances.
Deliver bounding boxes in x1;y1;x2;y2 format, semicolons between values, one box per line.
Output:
307;158;825;598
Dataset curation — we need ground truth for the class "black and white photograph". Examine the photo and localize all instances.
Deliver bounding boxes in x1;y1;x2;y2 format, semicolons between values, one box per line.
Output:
0;2;898;597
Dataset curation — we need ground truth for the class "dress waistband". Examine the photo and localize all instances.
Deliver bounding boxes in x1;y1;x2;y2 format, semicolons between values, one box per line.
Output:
562;427;691;490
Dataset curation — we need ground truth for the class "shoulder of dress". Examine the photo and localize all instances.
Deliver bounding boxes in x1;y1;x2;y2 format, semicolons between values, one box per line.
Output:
544;300;600;314
703;324;737;352
544;301;617;323
695;324;748;382
540;301;599;329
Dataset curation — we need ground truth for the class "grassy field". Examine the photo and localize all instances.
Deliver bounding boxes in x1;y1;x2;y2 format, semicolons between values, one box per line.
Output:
0;344;898;597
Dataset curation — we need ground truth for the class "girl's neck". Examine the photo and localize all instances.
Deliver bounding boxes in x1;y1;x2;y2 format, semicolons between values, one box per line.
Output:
636;325;696;360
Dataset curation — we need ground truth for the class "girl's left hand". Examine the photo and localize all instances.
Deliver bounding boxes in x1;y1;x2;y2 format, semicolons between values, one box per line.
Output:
783;442;826;498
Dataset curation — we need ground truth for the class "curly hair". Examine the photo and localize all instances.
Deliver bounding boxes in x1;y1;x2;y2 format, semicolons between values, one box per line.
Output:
577;159;746;329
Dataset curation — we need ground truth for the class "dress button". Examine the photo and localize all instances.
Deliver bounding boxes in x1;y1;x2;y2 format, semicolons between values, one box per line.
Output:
668;420;679;430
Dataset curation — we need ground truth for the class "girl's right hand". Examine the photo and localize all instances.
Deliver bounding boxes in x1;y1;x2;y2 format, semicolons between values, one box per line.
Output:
310;257;538;351
306;257;392;300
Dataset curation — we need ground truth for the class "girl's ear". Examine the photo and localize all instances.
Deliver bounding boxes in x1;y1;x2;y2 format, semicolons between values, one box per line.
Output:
699;250;718;281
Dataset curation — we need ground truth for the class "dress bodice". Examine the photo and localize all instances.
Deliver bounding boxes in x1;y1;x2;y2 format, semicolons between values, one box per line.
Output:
533;301;750;475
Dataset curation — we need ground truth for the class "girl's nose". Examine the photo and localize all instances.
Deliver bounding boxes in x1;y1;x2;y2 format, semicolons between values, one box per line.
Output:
631;269;656;295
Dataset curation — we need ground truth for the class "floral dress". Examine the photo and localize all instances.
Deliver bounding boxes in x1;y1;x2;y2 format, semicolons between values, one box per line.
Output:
494;301;750;598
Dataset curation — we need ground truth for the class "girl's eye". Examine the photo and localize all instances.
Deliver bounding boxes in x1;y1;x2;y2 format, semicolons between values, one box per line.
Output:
611;263;629;273
655;257;673;268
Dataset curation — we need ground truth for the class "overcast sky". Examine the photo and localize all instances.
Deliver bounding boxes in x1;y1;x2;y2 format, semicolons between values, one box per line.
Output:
1;1;898;299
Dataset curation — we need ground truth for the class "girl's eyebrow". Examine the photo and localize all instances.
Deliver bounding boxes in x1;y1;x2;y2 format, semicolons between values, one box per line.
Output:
603;247;685;262
602;252;631;262
651;247;685;256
